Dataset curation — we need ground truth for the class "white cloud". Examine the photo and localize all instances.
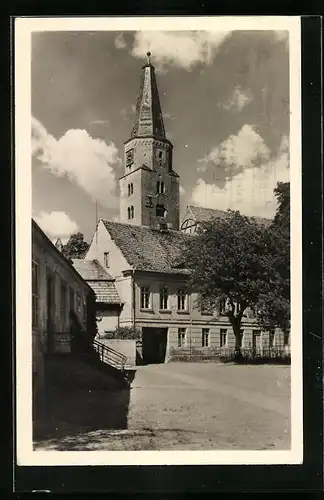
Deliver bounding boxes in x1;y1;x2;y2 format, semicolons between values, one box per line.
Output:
191;135;289;219
34;211;78;239
123;31;231;71
221;86;253;112
114;33;127;49
32;117;121;208
198;124;270;175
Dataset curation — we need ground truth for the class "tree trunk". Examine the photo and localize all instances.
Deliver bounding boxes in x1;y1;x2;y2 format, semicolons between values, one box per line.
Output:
232;321;243;362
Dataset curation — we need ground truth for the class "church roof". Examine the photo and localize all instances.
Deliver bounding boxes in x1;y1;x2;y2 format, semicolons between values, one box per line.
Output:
130;52;166;139
186;205;272;227
101;219;191;275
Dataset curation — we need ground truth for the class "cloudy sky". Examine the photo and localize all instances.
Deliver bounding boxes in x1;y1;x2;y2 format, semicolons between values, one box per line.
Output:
32;29;290;242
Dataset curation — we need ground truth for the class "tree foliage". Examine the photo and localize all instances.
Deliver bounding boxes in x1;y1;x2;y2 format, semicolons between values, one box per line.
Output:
184;210;273;356
62;232;90;260
184;183;291;357
102;326;141;341
256;182;290;333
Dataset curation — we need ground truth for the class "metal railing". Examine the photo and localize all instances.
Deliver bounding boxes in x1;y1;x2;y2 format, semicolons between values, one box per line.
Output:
93;339;128;371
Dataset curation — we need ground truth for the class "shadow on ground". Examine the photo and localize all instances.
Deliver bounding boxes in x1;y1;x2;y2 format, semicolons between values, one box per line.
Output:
33;354;133;448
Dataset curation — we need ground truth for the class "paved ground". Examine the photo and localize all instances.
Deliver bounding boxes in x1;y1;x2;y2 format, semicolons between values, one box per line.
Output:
34;362;290;451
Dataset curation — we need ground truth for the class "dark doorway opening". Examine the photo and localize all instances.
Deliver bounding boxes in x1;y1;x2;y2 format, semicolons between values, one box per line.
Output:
142;327;168;364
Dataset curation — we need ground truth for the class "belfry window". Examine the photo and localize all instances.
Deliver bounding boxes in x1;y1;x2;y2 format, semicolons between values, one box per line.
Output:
156;204;166;217
128;183;133;196
127;206;134;220
156;181;165;194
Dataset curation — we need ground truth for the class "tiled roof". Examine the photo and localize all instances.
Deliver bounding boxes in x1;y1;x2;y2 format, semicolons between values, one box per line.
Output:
87;280;121;304
72;259;121;304
72;259;113;280
187;205;271;227
101;220;191;274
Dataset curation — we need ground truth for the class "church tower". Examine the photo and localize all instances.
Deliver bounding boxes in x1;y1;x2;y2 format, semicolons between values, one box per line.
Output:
119;52;180;230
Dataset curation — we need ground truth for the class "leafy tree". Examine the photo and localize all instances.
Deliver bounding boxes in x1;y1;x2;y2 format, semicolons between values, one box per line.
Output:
255;182;290;334
184;210;272;359
62;232;90;260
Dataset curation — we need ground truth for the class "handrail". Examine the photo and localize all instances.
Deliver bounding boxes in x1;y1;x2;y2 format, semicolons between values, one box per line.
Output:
93;339;127;371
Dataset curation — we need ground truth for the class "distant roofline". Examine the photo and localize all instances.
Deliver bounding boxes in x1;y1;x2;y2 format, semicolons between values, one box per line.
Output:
186;204;272;222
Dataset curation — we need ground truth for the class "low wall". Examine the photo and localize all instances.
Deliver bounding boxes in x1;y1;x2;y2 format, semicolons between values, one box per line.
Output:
99;339;136;368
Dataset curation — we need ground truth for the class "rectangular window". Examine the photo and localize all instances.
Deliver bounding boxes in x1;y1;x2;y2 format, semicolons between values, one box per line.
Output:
60;281;67;331
178;328;186;347
202;328;210;347
159;287;169;310
177;289;187;311
32;258;39;328
140;286;150;309
220;328;227;347
252;330;261;350
284;332;289;346
156;204;165;217
269;330;275;347
104;252;109;268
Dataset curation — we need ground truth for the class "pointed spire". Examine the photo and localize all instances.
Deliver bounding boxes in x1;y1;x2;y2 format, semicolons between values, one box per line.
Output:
55;238;63;252
131;52;166;139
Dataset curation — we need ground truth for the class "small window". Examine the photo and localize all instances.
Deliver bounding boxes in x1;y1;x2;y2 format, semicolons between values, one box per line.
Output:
177;289;187;311
202;328;210;347
128;206;134;219
128;183;133;195
140;287;150;309
159;287;169;310
156;204;166;217
157;181;165;194
158;151;163;158
76;292;82;316
32;257;39;328
178;328;186;347
126;148;134;167
104;252;109;268
269;330;275;347
220;328;227;347
284;332;289;346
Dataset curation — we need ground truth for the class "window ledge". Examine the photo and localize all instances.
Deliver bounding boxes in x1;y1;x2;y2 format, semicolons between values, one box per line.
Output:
159;309;172;313
177;310;190;314
140;308;154;313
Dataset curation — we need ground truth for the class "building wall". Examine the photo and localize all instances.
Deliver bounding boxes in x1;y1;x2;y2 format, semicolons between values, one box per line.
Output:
86;220;129;278
96;309;119;336
32;223;95;411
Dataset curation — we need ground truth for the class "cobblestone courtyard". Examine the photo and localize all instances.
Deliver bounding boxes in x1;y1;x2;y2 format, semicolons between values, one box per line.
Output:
34;362;290;451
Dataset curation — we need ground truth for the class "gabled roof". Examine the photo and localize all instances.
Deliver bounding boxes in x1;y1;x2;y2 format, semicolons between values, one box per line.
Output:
101;219;191;274
72;259;121;305
186;205;272;227
87;281;121;305
72;259;113;280
32;219;94;295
